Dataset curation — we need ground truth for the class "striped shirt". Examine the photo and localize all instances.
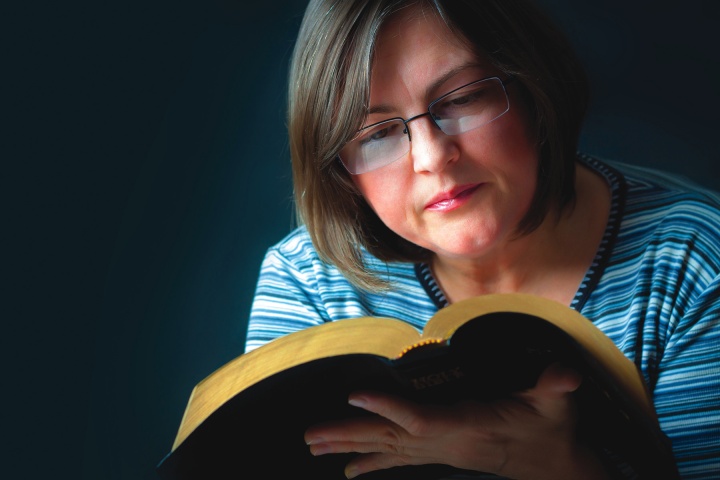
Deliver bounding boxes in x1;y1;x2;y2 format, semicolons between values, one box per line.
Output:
246;155;720;478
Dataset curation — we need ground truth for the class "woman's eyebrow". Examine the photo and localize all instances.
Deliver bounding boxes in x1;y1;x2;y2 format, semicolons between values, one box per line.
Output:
365;62;484;116
423;62;483;98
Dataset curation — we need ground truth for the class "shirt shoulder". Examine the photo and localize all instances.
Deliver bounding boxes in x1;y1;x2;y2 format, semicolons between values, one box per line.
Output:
587;158;720;259
247;226;439;351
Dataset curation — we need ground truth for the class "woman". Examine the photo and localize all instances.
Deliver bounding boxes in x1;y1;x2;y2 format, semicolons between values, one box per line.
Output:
246;0;720;478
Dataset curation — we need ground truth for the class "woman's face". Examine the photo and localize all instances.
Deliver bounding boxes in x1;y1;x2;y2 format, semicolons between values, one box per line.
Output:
350;7;539;262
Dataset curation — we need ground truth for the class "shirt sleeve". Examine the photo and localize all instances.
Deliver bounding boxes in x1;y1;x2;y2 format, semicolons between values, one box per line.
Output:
653;275;720;478
244;244;331;352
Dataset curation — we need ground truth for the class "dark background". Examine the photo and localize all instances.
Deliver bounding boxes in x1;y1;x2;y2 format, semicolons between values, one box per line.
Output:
5;1;718;479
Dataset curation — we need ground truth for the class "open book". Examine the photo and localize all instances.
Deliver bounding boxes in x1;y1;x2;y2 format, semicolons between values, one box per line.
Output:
156;293;679;479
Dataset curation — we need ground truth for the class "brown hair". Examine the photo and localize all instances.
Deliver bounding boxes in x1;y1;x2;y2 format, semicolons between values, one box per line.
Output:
287;0;589;291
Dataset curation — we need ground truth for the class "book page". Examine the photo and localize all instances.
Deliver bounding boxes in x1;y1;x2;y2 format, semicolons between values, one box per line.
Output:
424;294;654;417
174;316;421;449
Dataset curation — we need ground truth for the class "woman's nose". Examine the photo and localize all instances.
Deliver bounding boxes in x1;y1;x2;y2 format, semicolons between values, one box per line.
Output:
406;116;459;173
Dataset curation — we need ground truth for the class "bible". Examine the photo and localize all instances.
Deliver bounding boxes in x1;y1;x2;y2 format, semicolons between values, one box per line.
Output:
156;293;679;479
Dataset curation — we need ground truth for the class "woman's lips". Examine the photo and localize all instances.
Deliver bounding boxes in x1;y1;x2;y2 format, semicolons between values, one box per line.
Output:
425;184;482;211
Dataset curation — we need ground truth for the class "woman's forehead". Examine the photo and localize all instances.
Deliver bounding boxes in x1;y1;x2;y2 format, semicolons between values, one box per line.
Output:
369;7;490;98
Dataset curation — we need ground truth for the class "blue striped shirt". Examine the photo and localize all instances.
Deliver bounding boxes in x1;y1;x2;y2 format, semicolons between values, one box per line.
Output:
246;155;720;478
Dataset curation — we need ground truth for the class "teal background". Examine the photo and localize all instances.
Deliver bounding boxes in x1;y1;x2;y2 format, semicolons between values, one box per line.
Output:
5;1;718;479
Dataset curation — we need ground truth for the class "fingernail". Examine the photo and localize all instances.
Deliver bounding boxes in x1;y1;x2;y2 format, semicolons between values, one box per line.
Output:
345;465;359;479
309;443;331;456
348;395;367;408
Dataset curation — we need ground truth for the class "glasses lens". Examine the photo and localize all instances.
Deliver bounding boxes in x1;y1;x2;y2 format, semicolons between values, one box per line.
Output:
430;77;509;136
339;119;409;174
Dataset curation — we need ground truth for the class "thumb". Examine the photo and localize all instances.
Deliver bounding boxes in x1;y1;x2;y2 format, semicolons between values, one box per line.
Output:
518;362;583;423
535;362;583;396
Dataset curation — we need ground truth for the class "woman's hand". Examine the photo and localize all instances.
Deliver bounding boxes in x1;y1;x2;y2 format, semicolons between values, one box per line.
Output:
304;363;611;479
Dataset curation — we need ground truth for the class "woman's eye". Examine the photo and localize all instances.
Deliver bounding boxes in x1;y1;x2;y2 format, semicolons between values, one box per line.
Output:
370;128;390;140
359;122;400;145
447;89;485;107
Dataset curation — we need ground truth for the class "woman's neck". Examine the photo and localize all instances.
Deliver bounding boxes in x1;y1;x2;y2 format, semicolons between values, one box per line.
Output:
431;162;611;306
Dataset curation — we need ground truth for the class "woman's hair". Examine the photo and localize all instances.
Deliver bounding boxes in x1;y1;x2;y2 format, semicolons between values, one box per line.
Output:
287;0;589;291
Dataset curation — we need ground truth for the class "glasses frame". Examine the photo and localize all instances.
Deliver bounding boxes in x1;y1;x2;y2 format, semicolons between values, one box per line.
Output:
338;75;515;174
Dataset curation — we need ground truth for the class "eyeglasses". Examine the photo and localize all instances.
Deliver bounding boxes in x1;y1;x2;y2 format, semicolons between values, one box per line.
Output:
338;76;514;175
